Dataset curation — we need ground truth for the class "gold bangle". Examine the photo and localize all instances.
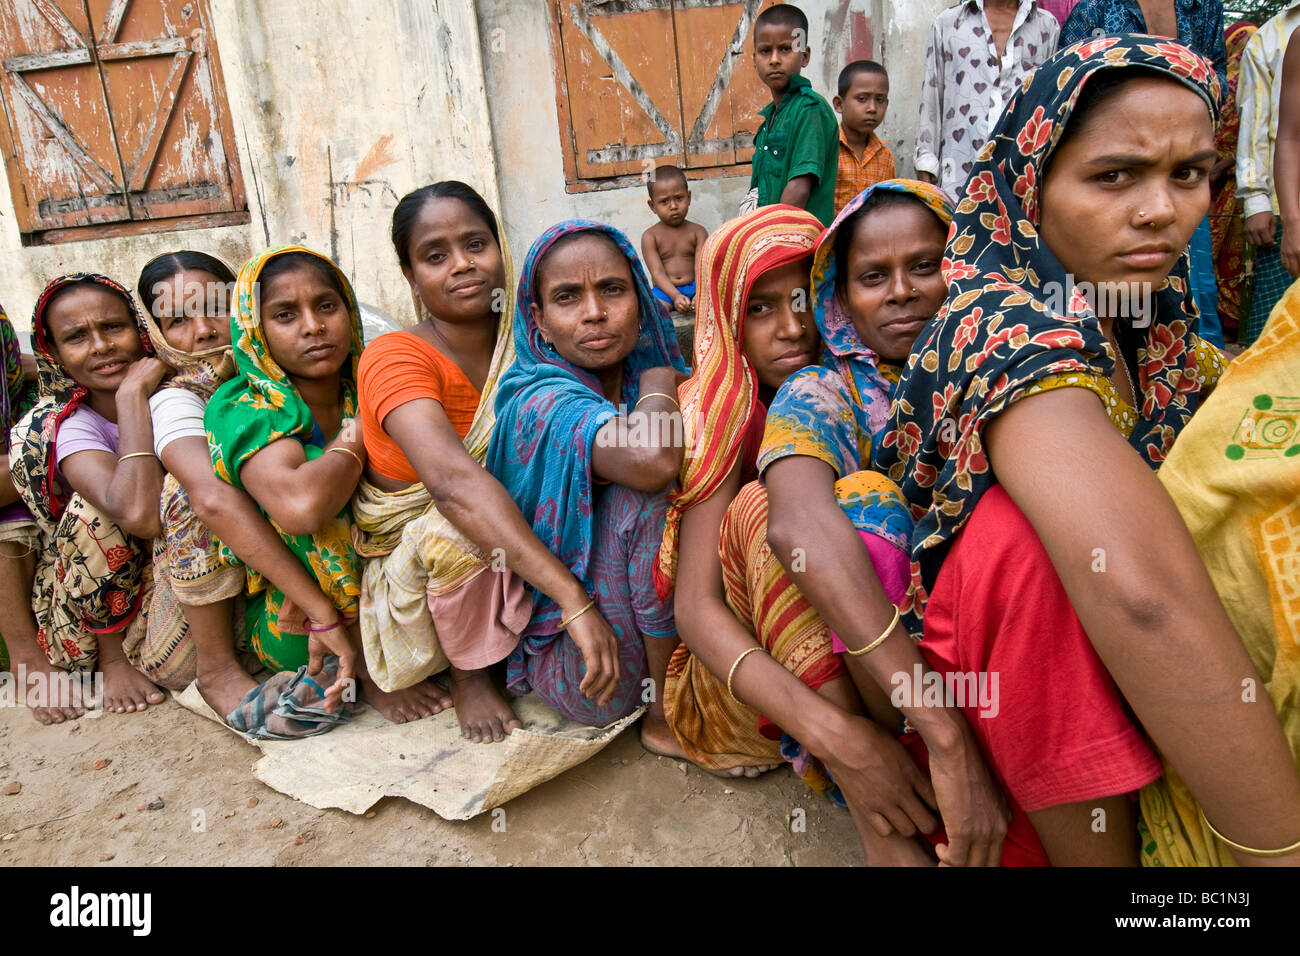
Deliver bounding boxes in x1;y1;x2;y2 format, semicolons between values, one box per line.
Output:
727;646;765;704
844;604;901;657
634;391;680;411
117;451;156;463
559;598;595;630
1199;808;1300;858
327;445;363;468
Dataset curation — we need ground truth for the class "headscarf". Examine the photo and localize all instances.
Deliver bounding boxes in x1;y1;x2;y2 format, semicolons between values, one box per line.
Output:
486;220;686;632
10;274;154;527
135;252;237;400
812;179;954;440
875;36;1224;623
653;204;822;599
206;245;364;490
205;245;365;627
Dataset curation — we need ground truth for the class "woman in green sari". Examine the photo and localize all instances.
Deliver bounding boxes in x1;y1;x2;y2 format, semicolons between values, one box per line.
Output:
205;245;448;722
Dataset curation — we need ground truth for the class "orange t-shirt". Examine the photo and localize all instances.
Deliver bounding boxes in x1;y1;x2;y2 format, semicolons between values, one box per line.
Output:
357;330;481;483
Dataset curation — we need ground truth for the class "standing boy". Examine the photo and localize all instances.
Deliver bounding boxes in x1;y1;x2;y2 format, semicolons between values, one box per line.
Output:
832;60;896;215
747;3;839;225
642;165;709;313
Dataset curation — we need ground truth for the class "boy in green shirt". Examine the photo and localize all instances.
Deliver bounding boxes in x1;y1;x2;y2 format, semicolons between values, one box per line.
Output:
747;3;839;225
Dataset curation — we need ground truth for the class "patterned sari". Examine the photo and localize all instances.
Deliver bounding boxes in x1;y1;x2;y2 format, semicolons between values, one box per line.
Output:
486;220;686;723
352;241;521;691
875;36;1227;632
656;206;825;770
1140;288;1300;866
205;246;365;672
9;276;159;673
127;257;245;686
1210;20;1257;336
0;303;39;672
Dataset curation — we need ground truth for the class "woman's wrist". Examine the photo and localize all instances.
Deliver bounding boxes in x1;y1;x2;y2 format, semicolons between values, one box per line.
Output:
905;705;967;754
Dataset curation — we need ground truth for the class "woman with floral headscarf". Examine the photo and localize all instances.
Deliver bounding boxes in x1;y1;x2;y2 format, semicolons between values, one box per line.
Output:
876;36;1300;865
486;220;687;727
9;275;176;714
205;246;429;725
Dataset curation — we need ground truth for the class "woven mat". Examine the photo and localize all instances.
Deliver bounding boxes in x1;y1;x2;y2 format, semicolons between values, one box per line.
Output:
174;682;641;820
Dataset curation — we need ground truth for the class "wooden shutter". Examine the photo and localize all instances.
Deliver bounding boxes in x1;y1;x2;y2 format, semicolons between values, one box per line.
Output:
0;0;245;240
555;0;685;180
551;0;777;186
672;0;773;169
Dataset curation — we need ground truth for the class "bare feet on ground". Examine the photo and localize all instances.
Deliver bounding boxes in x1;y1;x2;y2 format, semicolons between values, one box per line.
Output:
7;647;88;725
639;712;687;758
359;673;452;724
196;657;259;721
100;657;165;714
640;714;780;777
448;667;523;743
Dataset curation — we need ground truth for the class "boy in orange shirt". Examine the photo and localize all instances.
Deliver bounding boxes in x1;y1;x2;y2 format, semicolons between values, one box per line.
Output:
832;60;895;215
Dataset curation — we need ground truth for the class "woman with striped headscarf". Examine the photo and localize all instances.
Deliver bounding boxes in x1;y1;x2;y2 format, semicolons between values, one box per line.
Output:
657;195;1006;865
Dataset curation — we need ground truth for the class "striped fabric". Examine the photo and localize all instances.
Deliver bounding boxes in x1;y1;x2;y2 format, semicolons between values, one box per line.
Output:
662;479;841;771
653;205;822;600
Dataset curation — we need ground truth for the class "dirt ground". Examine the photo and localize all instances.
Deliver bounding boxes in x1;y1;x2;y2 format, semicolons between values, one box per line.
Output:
0;697;861;866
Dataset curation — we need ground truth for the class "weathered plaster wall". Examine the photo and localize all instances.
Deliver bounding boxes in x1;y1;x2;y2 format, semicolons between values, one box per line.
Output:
0;0;496;334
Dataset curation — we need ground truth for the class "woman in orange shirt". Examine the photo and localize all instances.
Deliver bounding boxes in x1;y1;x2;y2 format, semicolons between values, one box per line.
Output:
355;182;625;742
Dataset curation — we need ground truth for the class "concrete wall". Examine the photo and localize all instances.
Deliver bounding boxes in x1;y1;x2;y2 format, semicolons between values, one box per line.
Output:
0;0;496;334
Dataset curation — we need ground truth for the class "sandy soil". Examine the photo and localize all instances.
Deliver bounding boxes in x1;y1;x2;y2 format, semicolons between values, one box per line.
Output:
0;697;861;866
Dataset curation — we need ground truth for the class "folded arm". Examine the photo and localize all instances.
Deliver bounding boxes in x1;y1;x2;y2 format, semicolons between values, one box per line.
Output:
986;386;1300;865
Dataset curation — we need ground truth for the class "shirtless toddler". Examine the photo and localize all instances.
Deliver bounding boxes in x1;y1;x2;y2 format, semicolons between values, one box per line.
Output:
641;165;708;313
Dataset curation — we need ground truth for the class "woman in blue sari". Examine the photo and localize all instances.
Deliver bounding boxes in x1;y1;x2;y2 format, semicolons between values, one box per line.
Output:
487;221;687;726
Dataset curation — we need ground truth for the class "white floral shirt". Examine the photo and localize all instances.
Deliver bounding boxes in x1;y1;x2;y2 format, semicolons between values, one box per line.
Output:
914;0;1060;196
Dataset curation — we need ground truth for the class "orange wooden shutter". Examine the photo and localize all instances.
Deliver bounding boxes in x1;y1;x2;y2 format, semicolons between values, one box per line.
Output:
555;0;686;180
0;0;244;238
89;0;243;221
0;0;130;231
672;0;774;169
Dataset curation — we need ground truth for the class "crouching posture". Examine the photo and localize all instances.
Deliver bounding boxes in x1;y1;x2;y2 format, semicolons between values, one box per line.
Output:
486;221;687;726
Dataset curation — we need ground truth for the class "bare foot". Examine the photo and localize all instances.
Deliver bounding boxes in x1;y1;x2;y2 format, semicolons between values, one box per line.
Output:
196;656;259;721
640;712;688;759
100;657;165;714
448;667;523;743
7;648;87;725
706;762;782;779
358;673;452;724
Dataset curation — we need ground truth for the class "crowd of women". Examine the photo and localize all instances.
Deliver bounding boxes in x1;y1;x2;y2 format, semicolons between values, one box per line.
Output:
2;36;1298;867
